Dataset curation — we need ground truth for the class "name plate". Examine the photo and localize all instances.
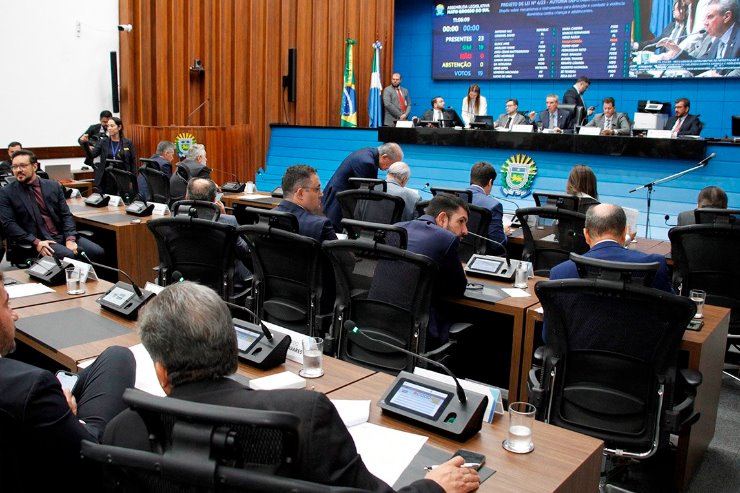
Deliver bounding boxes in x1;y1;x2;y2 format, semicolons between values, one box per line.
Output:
511;124;533;133
261;321;313;364
151;202;169;215
647;129;673;139
107;195;123;207
62;257;98;282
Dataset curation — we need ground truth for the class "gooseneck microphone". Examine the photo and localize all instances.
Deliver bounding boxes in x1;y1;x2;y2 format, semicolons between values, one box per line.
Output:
698;152;716;166
345;320;467;404
491;194;519;212
465;231;510;265
81;251;144;298
638;29;706;50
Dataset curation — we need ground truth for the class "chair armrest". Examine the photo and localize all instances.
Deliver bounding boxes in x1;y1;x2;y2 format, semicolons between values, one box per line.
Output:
533;345;545;364
449;322;473;338
679;368;702;388
422;340;456;361
78;230;94;239
663;368;703;432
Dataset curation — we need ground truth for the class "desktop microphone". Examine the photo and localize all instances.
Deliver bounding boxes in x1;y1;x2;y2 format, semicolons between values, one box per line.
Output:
417;182;432;194
80;251;155;319
698;152;716;166
491;194;519;212
27;253;69;286
212;169;246;193
225;299;290;369
465;231;509;264
345;320;467;403
665;214;677;227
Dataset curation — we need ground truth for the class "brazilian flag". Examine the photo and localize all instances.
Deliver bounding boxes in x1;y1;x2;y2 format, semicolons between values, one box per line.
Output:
341;38;357;127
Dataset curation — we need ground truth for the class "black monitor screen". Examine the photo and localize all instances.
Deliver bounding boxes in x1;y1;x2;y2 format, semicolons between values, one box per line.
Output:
533;192;579;212
432;1;740;80
733;116;740;137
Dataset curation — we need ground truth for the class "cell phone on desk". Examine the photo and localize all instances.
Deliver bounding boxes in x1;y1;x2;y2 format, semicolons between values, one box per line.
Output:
687;319;704;331
451;449;485;470
55;370;79;391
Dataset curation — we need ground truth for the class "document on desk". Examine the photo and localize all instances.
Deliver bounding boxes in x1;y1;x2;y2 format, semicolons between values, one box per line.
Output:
501;287;531;298
6;282;54;299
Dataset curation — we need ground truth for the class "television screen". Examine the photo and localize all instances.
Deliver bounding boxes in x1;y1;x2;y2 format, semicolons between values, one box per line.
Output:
432;0;740;80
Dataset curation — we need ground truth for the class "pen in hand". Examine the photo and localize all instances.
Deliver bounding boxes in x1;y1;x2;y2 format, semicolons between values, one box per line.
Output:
424;462;480;471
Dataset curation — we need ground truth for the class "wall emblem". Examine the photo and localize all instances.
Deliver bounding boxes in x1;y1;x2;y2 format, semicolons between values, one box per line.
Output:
175;133;197;158
500;154;537;198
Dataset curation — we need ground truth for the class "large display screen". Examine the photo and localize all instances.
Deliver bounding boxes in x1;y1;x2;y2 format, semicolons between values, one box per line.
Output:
433;1;740;80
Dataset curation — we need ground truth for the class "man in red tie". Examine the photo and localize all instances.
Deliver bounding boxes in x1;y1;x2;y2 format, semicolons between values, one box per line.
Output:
664;97;702;136
382;73;412;126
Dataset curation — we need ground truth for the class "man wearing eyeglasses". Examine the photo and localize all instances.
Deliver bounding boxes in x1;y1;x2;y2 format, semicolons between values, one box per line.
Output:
275;165;337;242
0;149;105;262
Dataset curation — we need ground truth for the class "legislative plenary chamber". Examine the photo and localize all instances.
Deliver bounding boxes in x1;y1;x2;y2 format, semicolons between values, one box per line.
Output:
1;1;740;492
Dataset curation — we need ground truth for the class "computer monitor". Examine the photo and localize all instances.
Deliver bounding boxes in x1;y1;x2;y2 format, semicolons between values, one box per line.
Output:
637;100;671;115
732;115;740;137
470;115;494;130
532;191;580;212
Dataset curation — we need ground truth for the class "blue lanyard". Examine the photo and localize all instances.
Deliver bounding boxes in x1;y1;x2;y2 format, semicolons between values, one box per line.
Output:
110;140;121;157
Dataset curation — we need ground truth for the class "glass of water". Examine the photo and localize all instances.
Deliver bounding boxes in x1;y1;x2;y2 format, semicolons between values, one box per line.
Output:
689;289;706;319
299;337;324;378
513;262;529;289
65;267;86;295
502;401;536;453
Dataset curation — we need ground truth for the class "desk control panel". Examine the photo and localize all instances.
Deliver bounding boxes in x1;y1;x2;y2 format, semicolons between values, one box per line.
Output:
465;254;519;281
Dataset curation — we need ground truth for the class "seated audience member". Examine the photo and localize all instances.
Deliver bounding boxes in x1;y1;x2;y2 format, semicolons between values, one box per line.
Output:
677;185;728;225
185;178;251;290
663;98;702;137
530;94;573;133
138;140;175;200
397;194;469;347
104;282;480;493
495;99;527;129
0;141;22;175
0;271;135;492
0;150;105;262
566;164;599;202
385;161;421;221
170;143;212;203
461;83;488;127
274;164;337;242
584;97;631;135
467;161;508;251
421;97;463;128
322;143;403;232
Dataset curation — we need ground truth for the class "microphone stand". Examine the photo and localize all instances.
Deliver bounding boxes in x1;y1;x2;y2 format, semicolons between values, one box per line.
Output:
629;153;715;237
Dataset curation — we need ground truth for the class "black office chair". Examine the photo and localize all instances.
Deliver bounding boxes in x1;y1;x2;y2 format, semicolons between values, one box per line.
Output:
322;238;466;374
669;223;740;382
138;165;170;204
430;187;473;203
240;211;326;337
414;199;430;218
340;218;408;249
335;188;405;229
348;177;386;191
570;252;660;286
515;206;588;277
528;279;701;487
108;167;139;205
148;217;241;299
558;103;580;127
694;208;740;225
171;200;221;221
577;196;600;214
80;388;363;493
459;204;493;261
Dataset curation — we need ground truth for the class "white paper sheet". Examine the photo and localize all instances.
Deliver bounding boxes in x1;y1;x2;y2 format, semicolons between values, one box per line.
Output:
239;193;270;200
331;399;371;428
348;423;427;486
6;283;54;299
501;288;531;298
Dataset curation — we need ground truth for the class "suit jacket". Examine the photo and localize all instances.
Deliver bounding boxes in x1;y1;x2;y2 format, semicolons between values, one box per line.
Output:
89;137;137;193
538;108;573;131
677;209;696;226
663;114;702;136
585;112;631;135
103;378;442;493
137;154;172;202
382;85;412;126
386;180;421;221
678;23;740;60
494;112;527;129
274;199;338;242
0;358;97;492
170;158;212;202
321;147;380;232
467;185;506;249
398;215;467;343
638;20;686;50
562;86;586;111
0;177;77;244
421;109;461;127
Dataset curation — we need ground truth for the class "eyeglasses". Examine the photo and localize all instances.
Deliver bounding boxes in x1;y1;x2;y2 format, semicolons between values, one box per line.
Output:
11;163;32;170
301;185;322;193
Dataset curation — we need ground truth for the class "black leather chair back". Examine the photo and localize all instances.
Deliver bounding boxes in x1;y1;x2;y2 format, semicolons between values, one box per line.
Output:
335;189;405;229
139;166;170;204
108;167;139;204
171;200;221;221
459;204;493;261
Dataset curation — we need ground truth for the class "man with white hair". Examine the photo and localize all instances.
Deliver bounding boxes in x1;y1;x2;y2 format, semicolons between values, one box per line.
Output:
385;161;420;220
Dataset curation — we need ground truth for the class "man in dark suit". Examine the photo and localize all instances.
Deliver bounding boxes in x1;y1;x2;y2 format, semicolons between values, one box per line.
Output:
584;97;632;135
677;185;728;225
0;272;136;492
170;143;212;203
421;97;463;127
77;110;113;167
663;98;702;136
321;143;403;232
532;94;574;133
397;194;469;346
0;150;105;262
382;73;412;126
275;164;337;242
494;98;528;129
562;76;594;125
467;161;507;252
0;141;22;175
104;282;480;493
138;140;175;201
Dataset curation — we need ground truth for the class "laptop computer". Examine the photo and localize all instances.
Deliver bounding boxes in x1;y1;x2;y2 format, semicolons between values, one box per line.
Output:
45;164;73;182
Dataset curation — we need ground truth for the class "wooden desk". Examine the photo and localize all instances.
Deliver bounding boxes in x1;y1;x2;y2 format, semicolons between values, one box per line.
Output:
448;274;544;402
221;192;280;210
328;372;603;493
521;302;730;491
61;180;93;195
14;297;139;371
67;198;160;285
6;269;113;309
73;169;94;181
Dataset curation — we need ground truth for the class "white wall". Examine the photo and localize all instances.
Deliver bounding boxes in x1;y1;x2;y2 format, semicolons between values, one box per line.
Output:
0;1;119;148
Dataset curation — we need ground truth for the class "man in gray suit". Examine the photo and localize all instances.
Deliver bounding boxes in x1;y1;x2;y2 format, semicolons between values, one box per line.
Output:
385;161;421;221
584;97;631;135
494;98;528;129
382;73;412;126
